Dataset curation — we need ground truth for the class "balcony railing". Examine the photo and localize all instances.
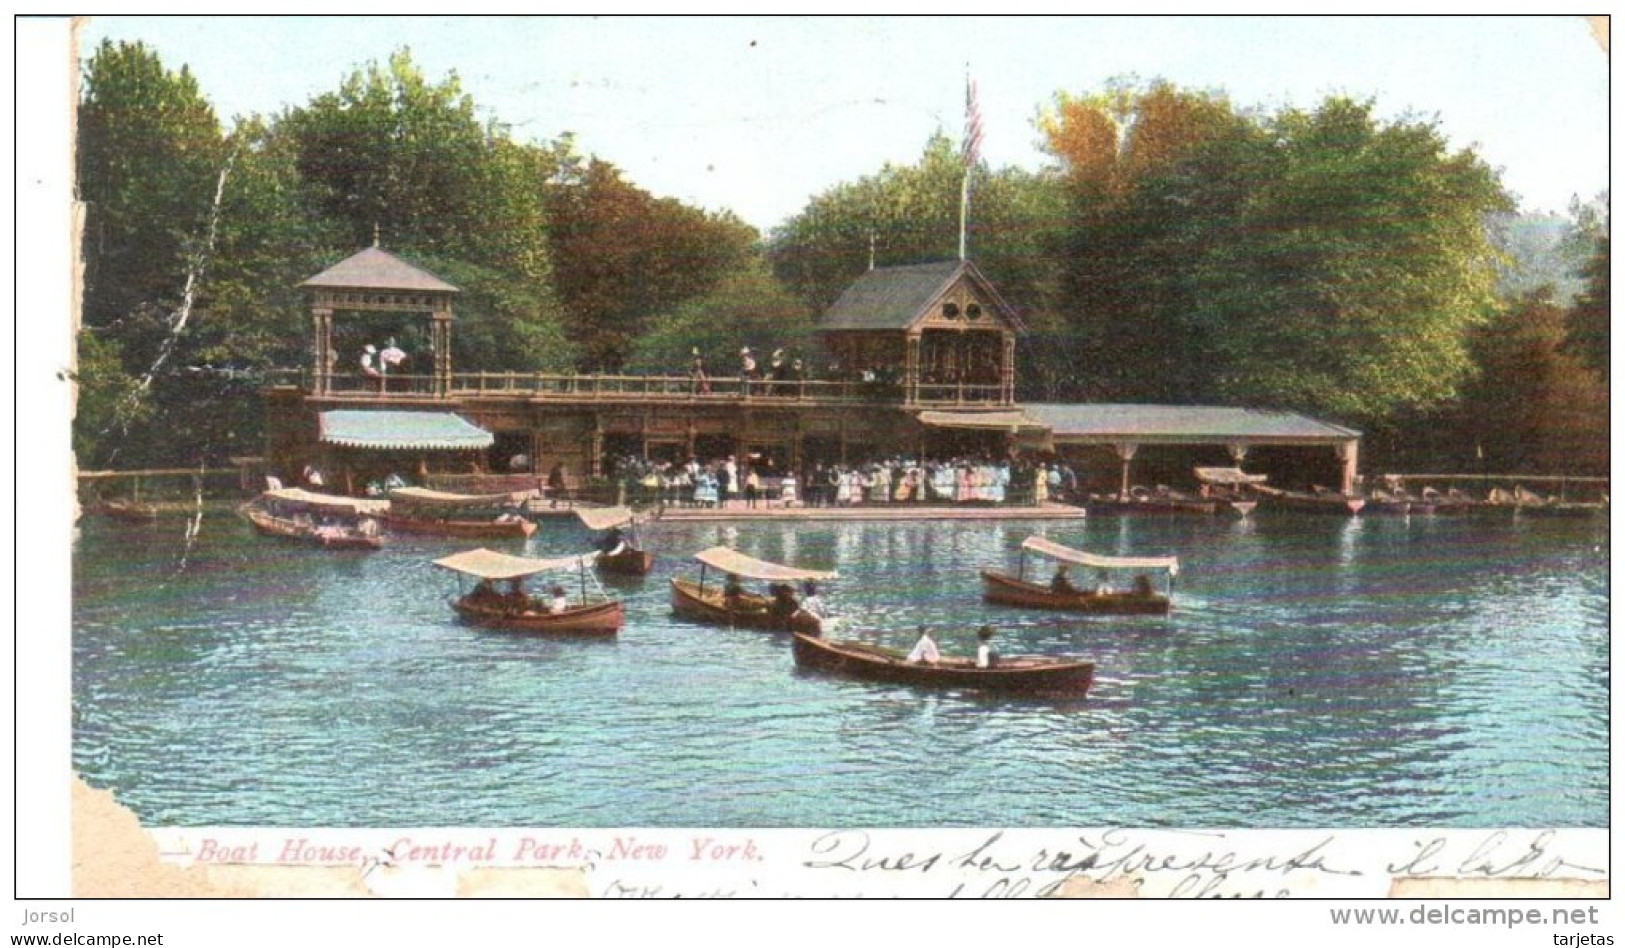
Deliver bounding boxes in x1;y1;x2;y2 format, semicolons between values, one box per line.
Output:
274;369;1013;407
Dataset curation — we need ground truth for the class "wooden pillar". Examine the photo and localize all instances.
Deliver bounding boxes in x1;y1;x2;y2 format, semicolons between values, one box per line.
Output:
589;415;604;477
311;307;333;394
1336;439;1359;496
1114;442;1139;502
432;305;453;397
905;332;920;405
1001;333;1016;405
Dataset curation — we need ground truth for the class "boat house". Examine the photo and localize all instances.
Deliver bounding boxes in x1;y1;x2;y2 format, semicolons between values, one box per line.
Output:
263;247;1362;494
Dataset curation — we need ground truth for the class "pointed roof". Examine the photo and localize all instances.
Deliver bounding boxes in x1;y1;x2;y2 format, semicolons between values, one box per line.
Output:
817;259;1023;332
300;246;459;293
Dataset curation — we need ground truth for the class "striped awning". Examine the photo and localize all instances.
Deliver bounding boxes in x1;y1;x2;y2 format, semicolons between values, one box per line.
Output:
319;411;494;451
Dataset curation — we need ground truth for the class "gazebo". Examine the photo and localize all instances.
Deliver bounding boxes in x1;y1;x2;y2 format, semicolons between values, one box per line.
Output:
301;244;459;396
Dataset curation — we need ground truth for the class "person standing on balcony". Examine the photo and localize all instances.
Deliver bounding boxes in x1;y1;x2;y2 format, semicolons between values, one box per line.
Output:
740;347;759;386
690;348;711;395
360;345;382;391
380;338;406;392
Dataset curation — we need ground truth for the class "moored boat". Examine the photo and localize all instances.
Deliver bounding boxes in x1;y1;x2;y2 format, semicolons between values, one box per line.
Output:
981;535;1176;615
385;486;537;538
791;632;1094;696
670;546;835;633
242;488;388;549
433;547;623;635
1254;484;1365;516
1194;467;1268;516
94;498;160;522
577;506;655;575
1087;486;1219;516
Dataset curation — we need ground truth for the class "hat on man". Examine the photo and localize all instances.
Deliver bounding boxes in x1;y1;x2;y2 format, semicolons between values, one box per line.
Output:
364;345;377;353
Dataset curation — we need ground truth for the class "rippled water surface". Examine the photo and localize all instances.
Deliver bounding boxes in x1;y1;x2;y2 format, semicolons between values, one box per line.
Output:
73;511;1608;828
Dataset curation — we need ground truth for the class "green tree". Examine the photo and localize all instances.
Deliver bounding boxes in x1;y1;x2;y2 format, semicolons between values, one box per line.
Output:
546;154;759;370
1041;84;1511;424
1563;233;1609;382
1039;81;1271;402
770;133;1063;315
623;262;815;375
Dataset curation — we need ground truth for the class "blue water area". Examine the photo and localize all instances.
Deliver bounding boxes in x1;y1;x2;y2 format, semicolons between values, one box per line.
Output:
72;510;1608;828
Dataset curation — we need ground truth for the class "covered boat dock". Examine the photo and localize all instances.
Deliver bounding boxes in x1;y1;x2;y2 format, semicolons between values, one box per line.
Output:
1019;403;1362;496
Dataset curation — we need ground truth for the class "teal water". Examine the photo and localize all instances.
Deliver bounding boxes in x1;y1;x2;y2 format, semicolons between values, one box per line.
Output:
72;511;1608;828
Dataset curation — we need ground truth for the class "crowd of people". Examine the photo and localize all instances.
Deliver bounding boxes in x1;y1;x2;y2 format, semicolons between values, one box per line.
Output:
608;454;1081;510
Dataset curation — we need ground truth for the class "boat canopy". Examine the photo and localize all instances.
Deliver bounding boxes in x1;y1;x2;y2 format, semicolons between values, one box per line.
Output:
692;546;837;582
1194;467;1269;486
1021;536;1179;575
263;488;390;516
433;548;592;580
388;486;530;510
575;506;637;531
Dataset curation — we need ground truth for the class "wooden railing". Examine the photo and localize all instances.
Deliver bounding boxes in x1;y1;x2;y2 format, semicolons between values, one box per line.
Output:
278;368;1014;407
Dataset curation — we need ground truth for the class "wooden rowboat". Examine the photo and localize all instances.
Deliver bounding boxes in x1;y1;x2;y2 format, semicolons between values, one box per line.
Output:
670;546;835;634
433;548;623;635
243;507;383;550
577;506;655;576
791;633;1094;696
982;536;1177;616
980;570;1170;615
450;597;624;636
1194;467;1267;517
1254;485;1366;516
385;487;538;538
94;498;160;522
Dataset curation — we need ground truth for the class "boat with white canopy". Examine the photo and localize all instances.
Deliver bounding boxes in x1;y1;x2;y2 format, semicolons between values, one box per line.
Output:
385;486;537;538
434;548;623;635
575;506;655;575
242;487;388;549
981;536;1178;615
670;546;836;633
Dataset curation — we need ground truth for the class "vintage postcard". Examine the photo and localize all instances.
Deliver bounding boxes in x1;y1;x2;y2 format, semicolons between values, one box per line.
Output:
17;12;1612;936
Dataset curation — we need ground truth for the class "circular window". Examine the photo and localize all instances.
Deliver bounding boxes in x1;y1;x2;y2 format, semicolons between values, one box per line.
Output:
966;303;983;321
941;302;960;320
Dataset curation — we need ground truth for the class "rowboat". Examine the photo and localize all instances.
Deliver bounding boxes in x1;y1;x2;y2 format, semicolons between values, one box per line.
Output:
433;548;623;636
791;633;1094;696
385;487;537;538
242;488;389;550
1254;484;1365;516
243;507;384;550
981;536;1176;615
1193;467;1268;516
1361;490;1413;516
670;546;835;634
1087;486;1219;516
577;506;655;576
94;498;160;522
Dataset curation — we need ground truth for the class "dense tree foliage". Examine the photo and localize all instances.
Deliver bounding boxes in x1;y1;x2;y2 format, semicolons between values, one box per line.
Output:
1040;83;1512;424
546;152;759;370
623;262;816;376
1563;234;1610;382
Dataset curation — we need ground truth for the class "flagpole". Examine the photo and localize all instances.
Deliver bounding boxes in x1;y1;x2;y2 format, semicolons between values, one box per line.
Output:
958;170;970;261
959;65;982;262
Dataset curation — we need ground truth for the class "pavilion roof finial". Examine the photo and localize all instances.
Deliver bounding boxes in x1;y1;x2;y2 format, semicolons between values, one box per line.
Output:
372;222;381;248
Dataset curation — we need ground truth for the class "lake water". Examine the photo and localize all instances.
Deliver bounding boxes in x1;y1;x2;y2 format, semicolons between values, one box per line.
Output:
72;509;1608;829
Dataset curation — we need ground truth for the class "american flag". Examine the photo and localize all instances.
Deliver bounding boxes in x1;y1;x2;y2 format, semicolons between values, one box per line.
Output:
962;76;984;168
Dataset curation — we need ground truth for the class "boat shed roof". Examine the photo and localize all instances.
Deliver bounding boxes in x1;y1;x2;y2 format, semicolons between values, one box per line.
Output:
1021;403;1360;446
